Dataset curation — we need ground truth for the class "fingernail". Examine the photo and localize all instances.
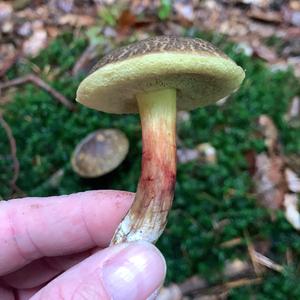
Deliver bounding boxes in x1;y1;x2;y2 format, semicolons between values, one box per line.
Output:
102;242;166;300
146;287;160;300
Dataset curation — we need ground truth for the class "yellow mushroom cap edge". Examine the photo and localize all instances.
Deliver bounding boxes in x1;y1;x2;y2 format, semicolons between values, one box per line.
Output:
76;36;245;114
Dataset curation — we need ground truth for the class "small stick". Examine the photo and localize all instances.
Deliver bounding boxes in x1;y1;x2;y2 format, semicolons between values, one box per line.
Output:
251;250;284;273
0;51;20;78
0;74;76;111
72;44;98;76
0;112;20;193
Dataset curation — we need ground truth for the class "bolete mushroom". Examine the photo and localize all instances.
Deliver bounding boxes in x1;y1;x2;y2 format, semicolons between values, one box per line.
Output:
71;129;129;178
76;36;245;245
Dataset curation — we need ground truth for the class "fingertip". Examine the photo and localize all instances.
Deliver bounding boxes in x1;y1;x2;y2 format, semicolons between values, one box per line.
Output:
30;242;166;300
102;241;166;300
80;190;134;247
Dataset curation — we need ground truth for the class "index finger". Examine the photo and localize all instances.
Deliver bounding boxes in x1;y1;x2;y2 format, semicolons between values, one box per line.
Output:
0;190;133;276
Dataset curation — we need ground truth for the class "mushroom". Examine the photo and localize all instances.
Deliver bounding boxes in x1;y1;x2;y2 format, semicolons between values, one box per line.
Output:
76;36;245;244
71;129;129;178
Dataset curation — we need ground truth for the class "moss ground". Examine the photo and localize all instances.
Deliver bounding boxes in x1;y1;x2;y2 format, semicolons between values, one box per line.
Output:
1;32;300;298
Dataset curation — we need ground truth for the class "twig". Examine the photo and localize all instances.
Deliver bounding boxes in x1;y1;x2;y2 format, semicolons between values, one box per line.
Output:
0;51;20;78
157;276;261;300
251;250;284;273
0;112;20;193
225;277;262;289
72;44;98;76
245;231;283;274
0;74;76;111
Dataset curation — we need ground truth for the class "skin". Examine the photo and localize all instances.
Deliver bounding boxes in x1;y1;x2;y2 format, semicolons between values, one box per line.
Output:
0;190;166;300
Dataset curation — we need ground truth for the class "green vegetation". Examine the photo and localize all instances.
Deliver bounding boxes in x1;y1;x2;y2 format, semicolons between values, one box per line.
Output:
1;31;300;298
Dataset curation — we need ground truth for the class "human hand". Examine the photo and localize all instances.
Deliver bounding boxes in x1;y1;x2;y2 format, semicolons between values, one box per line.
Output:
0;190;166;299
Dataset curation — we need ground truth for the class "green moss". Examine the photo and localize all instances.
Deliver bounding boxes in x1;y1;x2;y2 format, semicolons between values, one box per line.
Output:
1;31;300;298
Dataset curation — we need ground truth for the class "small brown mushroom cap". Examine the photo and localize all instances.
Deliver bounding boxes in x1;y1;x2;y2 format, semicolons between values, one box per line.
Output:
71;129;129;178
76;36;245;114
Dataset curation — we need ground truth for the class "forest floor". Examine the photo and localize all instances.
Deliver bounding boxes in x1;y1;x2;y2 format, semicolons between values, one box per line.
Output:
1;1;300;299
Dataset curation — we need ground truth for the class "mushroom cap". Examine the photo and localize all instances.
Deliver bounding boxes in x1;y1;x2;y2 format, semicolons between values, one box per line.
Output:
71;129;129;178
76;36;245;114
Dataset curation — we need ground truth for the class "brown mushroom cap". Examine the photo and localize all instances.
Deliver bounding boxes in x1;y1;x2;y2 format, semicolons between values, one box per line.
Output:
76;36;245;114
71;129;129;178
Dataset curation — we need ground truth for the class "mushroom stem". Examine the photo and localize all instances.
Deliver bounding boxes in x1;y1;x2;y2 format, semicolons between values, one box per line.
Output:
111;88;177;244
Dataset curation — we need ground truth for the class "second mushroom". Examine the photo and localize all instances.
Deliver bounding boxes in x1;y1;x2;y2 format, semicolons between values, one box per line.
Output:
76;36;245;245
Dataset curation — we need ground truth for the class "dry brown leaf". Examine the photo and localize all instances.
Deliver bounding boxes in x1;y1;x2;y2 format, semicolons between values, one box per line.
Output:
0;2;13;23
156;284;182;300
56;0;74;13
0;44;17;77
285;154;300;175
254;153;286;210
22;22;47;57
284;96;300;127
58;14;95;27
247;7;283;23
117;9;137;33
253;43;278;62
287;56;300;77
174;0;195;22
247;22;276;38
258;115;279;154
234;0;272;7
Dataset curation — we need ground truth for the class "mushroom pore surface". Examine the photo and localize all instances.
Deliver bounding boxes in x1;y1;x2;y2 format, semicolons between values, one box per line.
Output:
76;36;245;113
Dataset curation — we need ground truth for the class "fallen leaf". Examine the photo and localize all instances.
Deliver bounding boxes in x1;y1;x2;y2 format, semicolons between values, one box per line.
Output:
247;7;282;24
0;2;13;23
16;21;32;37
284;96;300;127
0;44;17;77
254;153;286;210
224;259;251;278
177;148;199;164
174;0;194;22
58;14;95;27
117;9;137;34
253;43;278;63
285;168;300;193
56;0;74;13
237;0;272;7
258;115;280;154
284;194;300;230
287;56;300;77
197;143;217;164
22;22;47;57
290;10;300;27
285;154;300;175
156;284;182;300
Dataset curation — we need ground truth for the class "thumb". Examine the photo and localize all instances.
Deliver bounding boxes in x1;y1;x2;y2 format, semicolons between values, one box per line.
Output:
31;242;166;300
